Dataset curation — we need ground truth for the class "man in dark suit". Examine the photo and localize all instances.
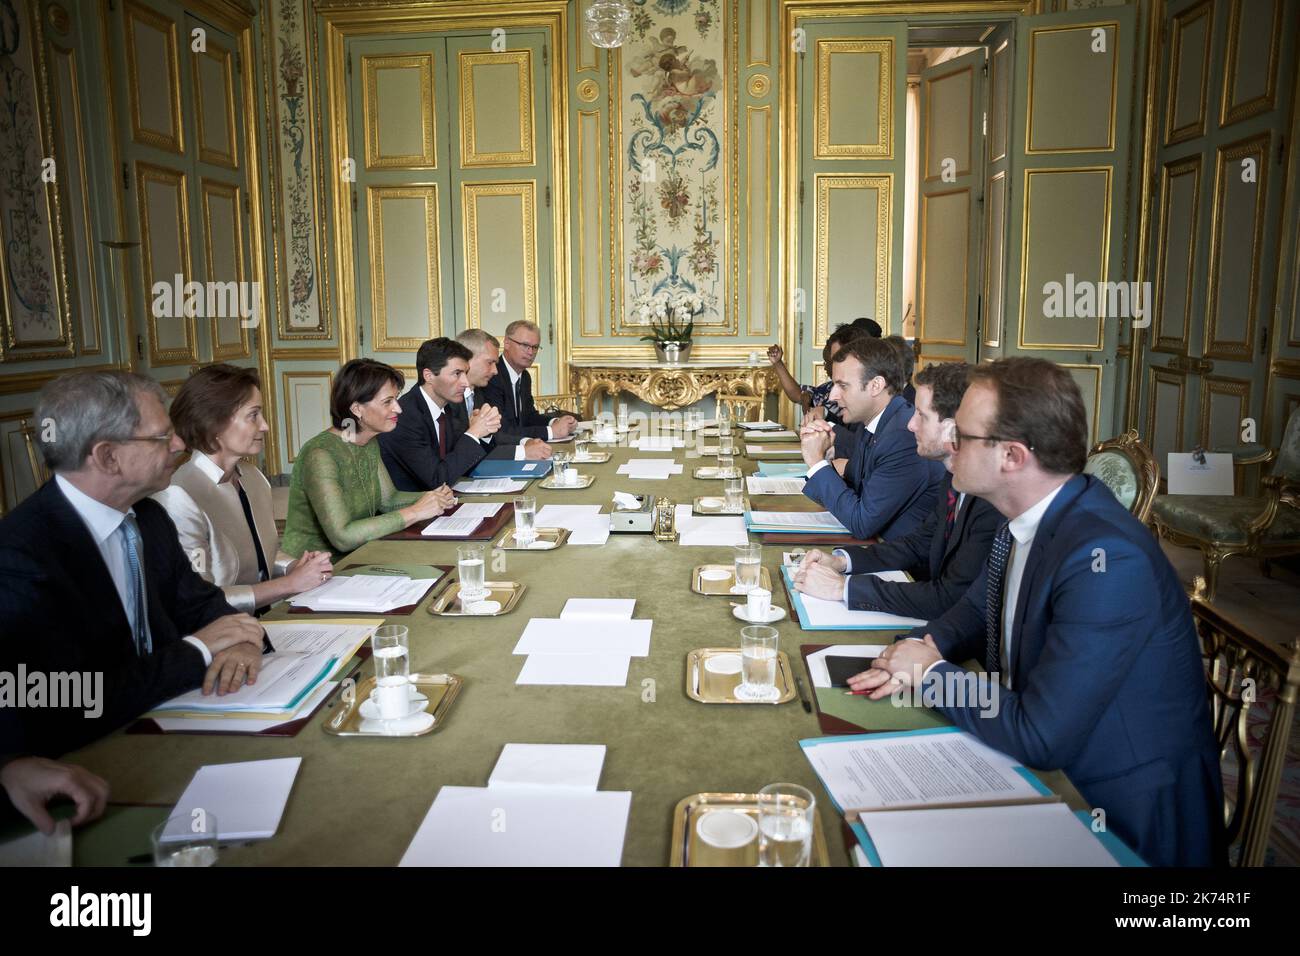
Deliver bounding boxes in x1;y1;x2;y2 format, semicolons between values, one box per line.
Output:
800;337;945;541
379;337;503;491
793;361;999;621
481;320;578;442
454;328;552;460
0;371;266;765
851;358;1224;867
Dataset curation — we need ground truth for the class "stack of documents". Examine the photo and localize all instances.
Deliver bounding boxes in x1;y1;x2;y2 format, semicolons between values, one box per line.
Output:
744;509;850;534
800;729;1136;866
737;420;784;431
616;458;684;479
757;461;809;478
288;569;441;612
630;435;684;450
400;744;631;866
162;758;302;842
514;599;650;686
781;565;924;630
533;504;611;545
145;621;376;723
673;504;749;547
453;477;528;494
422;502;502;536
745;443;803;457
746;474;806;495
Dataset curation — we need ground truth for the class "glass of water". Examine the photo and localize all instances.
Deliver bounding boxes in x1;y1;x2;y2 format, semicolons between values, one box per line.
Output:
718;431;736;456
553;452;573;485
458;544;488;601
153;813;219;867
717;454;736;479
717;399;731;428
734;543;762;592
757;783;815;867
513;496;537;544
575;435;590;460
372;624;410;720
723;476;744;512
740;624;779;694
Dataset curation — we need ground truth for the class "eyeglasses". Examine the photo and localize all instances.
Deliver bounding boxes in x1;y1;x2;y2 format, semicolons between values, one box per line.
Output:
507;337;542;353
117;430;176;445
952;428;1034;452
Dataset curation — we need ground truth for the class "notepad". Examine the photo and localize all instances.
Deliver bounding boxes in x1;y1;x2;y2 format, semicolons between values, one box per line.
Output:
488;744;606;790
162;757;302;842
453;477;528;494
422;502;503;536
746;475;806;495
534;505;611;545
288;574;435;612
512;618;651;657
515;653;631;686
673;504;749;546
559;598;636;620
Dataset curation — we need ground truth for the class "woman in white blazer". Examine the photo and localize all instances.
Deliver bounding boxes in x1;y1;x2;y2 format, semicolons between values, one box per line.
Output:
154;365;333;613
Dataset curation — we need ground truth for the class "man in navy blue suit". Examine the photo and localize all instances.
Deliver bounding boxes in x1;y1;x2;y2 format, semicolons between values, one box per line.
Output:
850;358;1224;866
481;320;578;443
799;337;945;541
792;360;1000;621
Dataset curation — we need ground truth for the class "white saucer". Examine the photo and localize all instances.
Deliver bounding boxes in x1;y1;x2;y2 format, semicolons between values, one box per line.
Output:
698;497;724;508
732;605;786;624
703;653;743;675
358;711;436;735
699;568;730;581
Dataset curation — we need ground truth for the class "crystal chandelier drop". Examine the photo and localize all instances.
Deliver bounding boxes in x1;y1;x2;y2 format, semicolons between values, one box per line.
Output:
585;0;633;49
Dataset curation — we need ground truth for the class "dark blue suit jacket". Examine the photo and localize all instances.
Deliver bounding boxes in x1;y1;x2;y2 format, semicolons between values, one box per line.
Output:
379;385;490;491
803;394;945;540
915;474;1225;866
841;472;1000;621
481;357;551;441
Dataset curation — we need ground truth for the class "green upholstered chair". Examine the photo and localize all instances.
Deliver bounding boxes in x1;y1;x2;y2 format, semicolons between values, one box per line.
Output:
1083;429;1159;524
1152;408;1300;600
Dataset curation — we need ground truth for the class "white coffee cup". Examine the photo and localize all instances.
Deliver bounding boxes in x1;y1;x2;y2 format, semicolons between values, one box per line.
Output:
564;468;581;485
746;587;772;622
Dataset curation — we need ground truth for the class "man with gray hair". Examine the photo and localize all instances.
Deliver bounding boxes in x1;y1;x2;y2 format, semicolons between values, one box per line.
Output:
455;328;552;460
481;320;578;441
0;370;265;770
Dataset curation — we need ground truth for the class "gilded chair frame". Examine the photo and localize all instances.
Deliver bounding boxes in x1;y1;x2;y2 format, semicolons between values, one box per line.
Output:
716;392;766;423
1191;576;1300;866
1087;428;1160;524
534;392;581;417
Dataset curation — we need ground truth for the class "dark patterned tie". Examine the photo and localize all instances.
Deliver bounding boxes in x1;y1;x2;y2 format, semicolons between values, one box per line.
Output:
120;515;153;656
944;488;958;541
437;412;448;458
985;522;1013;677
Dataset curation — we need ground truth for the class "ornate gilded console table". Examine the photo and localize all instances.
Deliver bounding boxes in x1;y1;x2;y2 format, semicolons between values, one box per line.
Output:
570;361;780;417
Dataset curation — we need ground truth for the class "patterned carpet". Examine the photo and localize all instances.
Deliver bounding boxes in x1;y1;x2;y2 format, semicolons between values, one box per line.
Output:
1220;687;1300;866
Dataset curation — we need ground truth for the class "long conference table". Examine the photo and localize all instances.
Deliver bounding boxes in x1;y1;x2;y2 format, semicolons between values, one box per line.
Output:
63;430;1084;867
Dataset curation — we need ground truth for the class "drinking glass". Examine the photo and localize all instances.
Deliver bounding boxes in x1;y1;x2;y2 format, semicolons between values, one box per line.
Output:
513;496;537;544
723;476;744;512
739;624;779;694
553;452;574;485
717;455;737;479
458;544;488;601
575;435;591;460
718;432;736;456
153;813;220;867
372;624;410;719
733;543;762;593
757;783;815;867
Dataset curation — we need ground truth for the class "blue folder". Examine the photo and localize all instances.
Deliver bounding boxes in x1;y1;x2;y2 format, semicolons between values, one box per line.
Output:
468;458;553;480
756;461;809;478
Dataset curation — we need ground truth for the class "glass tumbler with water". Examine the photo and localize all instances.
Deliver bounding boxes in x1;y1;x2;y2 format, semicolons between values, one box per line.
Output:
153;813;219;867
723;476;744;512
513;496;537;544
757;783;815;867
717;455;736;479
458;544;488;601
575;435;591;460
372;624;411;720
733;543;762;592
740;624;779;694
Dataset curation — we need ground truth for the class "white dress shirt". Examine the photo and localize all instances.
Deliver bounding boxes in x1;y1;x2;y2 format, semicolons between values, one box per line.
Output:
465;387;530;460
57;475;211;665
999;480;1068;688
421;386;487;452
504;360;555;442
806;406;885;480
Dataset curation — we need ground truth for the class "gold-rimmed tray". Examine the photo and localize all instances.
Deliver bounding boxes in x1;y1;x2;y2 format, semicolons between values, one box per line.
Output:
692;465;726;479
692;564;772;595
538;473;596;489
428;580;526;616
669;792;831;866
685;648;797;705
494;527;570;551
572;451;612;464
692;495;749;516
323;673;462;737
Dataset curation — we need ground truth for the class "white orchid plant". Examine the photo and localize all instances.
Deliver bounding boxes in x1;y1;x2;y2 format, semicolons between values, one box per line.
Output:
637;291;703;344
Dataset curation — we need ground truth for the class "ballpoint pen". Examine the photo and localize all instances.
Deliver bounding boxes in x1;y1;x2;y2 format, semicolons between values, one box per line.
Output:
794;674;812;713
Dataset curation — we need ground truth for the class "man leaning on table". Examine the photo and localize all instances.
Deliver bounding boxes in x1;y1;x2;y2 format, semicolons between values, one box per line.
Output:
850;357;1225;867
799;336;945;541
482;319;578;443
0;371;267;766
455;328;553;460
792;361;1000;621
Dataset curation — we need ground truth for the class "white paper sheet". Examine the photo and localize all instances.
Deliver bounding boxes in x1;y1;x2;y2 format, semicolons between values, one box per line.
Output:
152;682;338;733
534;505;611;545
738;420;783;431
745;444;803;456
1166;452;1235;495
631;436;684;450
512;618;652;657
453;477;528;494
399;786;631;866
862;802;1119;867
422;501;504;536
163;757;302;842
560;598;636;620
791;578;926;629
515;654;631;686
746;475;807;495
616;458;684;479
288;574;433;612
488;744;607;790
802;731;1043;813
749;510;849;531
673;504;750;547
806;644;886;689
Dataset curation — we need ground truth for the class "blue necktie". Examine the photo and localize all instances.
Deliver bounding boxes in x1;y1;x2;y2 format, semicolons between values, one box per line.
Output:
465;389;475;415
984;522;1012;677
120;514;153;656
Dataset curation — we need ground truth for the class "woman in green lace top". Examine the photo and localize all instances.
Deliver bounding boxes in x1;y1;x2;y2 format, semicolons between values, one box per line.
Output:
282;359;456;561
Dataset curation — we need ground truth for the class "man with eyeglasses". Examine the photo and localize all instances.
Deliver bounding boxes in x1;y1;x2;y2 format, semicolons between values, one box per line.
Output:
0;370;264;768
846;357;1224;866
482;320;578;442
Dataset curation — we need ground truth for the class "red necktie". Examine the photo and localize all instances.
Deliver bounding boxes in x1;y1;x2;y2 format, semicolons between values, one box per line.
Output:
944;488;958;541
437;413;448;458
